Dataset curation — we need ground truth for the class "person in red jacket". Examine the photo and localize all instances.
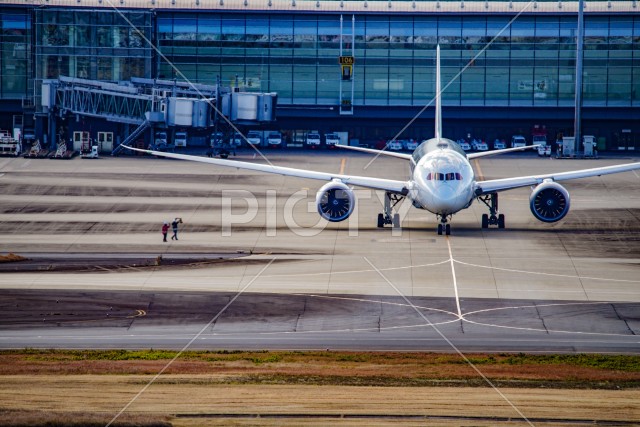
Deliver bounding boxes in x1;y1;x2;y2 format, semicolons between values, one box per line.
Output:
161;222;169;242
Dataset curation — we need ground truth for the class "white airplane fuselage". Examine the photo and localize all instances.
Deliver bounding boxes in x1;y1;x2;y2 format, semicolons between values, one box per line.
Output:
408;137;476;217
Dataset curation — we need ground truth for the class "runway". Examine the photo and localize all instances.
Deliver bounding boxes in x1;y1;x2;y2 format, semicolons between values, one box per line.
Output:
0;150;639;353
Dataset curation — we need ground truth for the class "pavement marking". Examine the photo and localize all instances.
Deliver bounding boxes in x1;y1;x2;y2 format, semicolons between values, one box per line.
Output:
363;255;533;426
454;259;640;284
126;309;146;319
107;257;276;427
339;157;346;174
446;237;462;319
300;293;459;318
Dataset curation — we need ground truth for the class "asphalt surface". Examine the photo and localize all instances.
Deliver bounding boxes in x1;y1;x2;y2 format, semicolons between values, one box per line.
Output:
1;149;639;353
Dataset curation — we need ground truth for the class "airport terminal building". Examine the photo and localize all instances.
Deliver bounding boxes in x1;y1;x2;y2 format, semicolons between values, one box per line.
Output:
0;0;639;150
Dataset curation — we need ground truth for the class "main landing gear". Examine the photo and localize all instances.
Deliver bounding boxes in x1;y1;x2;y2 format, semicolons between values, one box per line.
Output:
377;192;403;228
478;192;505;229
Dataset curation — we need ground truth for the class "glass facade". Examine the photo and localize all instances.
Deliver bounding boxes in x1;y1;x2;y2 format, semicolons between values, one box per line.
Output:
0;5;638;148
157;13;640;108
0;10;30;99
34;9;153;84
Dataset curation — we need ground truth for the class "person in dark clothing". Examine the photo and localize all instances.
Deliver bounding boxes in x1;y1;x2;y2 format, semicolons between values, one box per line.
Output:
171;217;182;240
161;222;169;242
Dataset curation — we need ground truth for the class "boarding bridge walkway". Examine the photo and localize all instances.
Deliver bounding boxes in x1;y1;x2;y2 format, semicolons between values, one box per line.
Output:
39;76;277;154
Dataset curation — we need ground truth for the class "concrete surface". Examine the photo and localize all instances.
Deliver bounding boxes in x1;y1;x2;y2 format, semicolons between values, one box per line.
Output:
0;149;639;352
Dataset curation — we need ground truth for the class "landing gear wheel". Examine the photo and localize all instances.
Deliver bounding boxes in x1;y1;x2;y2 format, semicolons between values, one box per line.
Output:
498;214;505;229
437;224;443;235
481;214;489;229
392;213;400;228
445;224;451;235
377;213;384;228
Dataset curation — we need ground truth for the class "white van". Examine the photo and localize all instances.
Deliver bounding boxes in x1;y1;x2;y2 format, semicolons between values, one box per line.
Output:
511;135;526;148
324;133;340;147
246;131;262;145
305;132;321;147
174;131;188;147
267;131;282;147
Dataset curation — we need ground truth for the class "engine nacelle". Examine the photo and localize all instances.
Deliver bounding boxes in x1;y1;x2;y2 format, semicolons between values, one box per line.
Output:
315;181;355;222
529;181;570;223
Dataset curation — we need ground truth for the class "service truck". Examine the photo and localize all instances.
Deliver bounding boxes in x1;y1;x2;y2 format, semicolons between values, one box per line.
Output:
532;125;551;156
305;131;321;148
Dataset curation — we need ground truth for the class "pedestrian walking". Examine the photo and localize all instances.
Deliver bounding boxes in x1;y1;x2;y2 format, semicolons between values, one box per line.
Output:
171;217;183;240
161;222;169;242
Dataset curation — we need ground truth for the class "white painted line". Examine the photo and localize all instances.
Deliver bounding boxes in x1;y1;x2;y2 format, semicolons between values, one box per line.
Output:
454;259;640;284
364;255;532;426
106;257;276;426
446;237;462;319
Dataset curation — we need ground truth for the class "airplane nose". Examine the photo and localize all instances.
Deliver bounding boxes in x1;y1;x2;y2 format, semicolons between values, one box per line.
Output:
429;184;460;212
435;184;456;201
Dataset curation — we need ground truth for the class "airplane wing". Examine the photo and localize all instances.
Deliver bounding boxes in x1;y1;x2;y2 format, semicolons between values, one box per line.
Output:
122;145;409;194
336;144;413;160
476;161;640;194
467;145;540;159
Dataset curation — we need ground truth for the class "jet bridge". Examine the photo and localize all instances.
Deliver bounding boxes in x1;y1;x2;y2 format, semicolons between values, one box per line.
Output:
39;76;277;154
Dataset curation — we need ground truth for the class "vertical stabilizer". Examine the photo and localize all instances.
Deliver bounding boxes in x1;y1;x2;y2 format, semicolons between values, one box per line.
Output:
435;45;442;140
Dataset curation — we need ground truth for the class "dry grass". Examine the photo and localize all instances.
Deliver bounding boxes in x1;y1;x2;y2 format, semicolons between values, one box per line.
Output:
0;409;171;427
1;351;639;426
0;376;638;426
1;350;638;389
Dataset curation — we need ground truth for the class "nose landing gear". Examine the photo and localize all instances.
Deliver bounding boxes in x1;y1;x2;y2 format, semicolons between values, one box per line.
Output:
437;215;451;235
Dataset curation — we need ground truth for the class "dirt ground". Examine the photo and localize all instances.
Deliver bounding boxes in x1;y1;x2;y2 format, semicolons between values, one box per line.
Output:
0;376;638;426
0;351;639;426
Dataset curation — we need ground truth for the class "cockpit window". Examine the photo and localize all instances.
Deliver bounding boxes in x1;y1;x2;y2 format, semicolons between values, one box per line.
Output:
426;171;462;181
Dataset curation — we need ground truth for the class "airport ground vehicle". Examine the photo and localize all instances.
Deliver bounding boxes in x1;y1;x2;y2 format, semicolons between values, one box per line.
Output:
387;140;403;151
305;132;321;148
493;139;506;150
209;132;223;147
324;133;340;148
457;139;471;151
511;135;527;148
174;131;188;147
246;131;262;145
473;139;489;151
208;131;235;158
532;125;551;156
153;131;167;145
404;139;419;151
267;131;283;147
231;133;242;147
154;131;168;149
0;130;22;157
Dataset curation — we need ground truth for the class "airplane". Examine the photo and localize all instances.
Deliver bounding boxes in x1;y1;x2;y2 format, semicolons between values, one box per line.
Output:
123;46;640;236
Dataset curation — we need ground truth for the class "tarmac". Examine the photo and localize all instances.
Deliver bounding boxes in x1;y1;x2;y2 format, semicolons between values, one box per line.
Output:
0;149;639;352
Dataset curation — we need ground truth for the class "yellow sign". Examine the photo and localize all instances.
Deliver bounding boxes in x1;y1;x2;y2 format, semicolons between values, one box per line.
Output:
339;56;354;65
341;65;352;81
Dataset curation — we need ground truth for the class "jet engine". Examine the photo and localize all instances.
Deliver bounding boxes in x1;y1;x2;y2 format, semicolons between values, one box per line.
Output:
529;181;570;223
316;181;355;222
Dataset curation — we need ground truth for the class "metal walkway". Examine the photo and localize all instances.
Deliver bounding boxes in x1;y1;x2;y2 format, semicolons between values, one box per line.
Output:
39;76;277;153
